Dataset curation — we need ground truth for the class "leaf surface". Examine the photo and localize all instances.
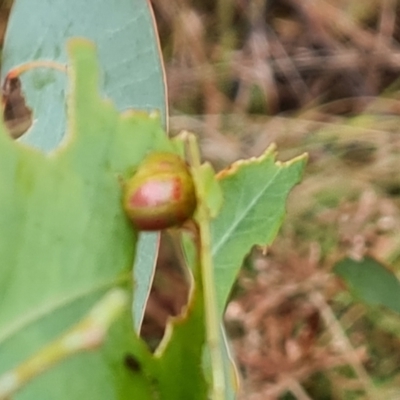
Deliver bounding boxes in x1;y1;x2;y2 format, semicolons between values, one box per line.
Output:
2;0;166;150
211;146;307;313
334;256;400;314
0;39;175;400
154;277;208;400
2;0;166;328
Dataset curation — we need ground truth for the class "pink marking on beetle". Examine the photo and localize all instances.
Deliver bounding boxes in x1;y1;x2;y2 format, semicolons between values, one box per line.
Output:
129;179;180;208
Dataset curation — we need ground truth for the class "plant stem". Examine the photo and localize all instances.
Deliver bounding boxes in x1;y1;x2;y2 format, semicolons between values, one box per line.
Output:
187;132;225;400
0;289;128;400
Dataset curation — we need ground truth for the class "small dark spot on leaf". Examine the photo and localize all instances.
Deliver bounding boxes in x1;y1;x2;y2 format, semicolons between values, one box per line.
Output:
124;354;141;372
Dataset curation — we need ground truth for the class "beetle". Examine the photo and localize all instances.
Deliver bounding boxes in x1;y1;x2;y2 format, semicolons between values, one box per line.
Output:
123;152;197;231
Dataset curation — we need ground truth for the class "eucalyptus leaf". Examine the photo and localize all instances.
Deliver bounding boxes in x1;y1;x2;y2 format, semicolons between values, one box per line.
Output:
2;0;166;331
2;0;166;150
0;39;174;400
211;145;307;314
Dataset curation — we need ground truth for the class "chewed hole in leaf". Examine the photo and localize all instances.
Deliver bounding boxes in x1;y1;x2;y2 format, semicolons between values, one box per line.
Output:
2;74;33;139
2;60;67;144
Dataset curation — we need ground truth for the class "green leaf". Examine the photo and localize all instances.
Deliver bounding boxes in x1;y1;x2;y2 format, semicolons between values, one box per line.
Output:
132;232;159;329
334;256;400;314
2;0;166;330
0;39;174;399
2;0;166;150
154;278;208;400
211;145;307;314
0;289;159;399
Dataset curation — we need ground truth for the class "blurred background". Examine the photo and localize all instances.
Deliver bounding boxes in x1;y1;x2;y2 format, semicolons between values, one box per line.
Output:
3;0;400;398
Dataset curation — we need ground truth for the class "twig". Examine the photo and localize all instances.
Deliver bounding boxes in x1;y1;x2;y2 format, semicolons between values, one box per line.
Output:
286;378;314;400
268;29;311;105
309;291;378;400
